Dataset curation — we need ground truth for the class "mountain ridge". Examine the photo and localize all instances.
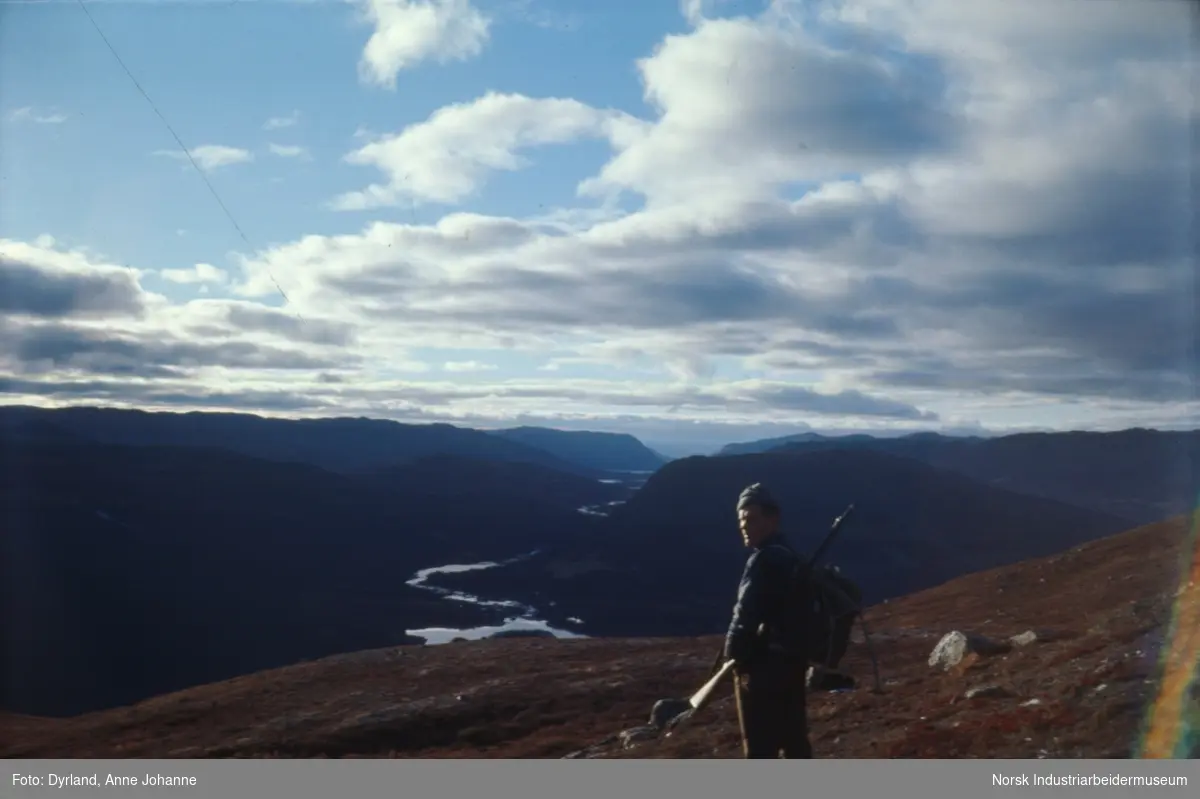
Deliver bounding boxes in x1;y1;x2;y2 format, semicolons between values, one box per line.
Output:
0;405;633;479
757;428;1200;524
487;426;667;473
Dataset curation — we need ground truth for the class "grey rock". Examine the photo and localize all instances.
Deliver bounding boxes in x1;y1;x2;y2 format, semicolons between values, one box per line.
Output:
1009;630;1040;647
1009;628;1069;646
929;630;1012;670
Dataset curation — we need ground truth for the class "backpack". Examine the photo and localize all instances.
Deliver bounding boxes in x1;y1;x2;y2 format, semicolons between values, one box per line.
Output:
804;563;863;670
767;543;864;670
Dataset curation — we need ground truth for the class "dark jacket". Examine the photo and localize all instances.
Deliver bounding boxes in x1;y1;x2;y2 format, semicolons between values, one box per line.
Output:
723;532;810;667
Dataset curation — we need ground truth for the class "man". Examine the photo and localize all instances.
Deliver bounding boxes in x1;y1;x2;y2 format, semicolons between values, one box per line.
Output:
723;482;813;758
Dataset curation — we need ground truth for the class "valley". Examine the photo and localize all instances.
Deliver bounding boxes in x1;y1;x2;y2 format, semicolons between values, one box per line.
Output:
2;405;1197;753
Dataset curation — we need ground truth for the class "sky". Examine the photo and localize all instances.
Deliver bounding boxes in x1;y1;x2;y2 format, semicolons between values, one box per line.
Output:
1;0;1197;455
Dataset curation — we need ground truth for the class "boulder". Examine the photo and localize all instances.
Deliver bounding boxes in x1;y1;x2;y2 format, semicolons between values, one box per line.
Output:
929;630;1012;671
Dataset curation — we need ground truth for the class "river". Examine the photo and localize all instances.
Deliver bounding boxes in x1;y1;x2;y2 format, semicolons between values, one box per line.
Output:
403;551;588;644
402;470;653;644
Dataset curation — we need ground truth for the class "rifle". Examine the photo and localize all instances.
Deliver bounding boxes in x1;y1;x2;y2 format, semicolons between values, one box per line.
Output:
808;504;855;571
705;504;856;679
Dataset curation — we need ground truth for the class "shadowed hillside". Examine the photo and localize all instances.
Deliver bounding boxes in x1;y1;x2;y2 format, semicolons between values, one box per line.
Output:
3;516;1192;759
0;440;622;717
489;427;667;473
753;429;1200;525
432;449;1133;637
362;454;630;515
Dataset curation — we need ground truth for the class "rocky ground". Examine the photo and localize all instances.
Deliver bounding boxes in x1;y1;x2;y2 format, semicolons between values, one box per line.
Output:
3;516;1196;759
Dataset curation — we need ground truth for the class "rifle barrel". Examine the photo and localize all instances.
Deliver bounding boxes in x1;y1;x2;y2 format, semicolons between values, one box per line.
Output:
808;503;854;567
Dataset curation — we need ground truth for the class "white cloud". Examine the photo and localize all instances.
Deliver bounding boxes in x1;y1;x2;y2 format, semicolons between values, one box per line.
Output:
679;0;735;26
155;145;254;172
0;237;147;320
680;0;705;24
160;264;228;285
0;240;364;386
263;111;300;130
444;360;498;372
580;13;958;207
7;106;69;125
269;143;312;160
331;92;645;209
355;0;491;89
5;0;1196;439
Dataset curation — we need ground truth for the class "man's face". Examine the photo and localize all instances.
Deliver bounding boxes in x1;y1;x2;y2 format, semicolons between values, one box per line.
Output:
738;504;777;547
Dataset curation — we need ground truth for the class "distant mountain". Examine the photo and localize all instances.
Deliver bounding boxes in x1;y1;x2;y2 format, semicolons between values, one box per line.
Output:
0;439;620;717
431;448;1132;638
488;426;667;473
718;431;866;455
717;430;973;456
1;417;92;445
0;405;601;478
768;428;1200;525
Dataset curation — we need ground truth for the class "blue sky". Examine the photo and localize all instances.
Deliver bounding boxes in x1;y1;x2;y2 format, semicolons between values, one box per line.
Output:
1;0;1196;454
4;0;683;282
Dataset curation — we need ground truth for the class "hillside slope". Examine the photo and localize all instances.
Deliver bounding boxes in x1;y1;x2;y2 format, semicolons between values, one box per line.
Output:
4;516;1194;759
431;449;1133;638
489;427;666;473
0;441;618;717
768;428;1200;525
